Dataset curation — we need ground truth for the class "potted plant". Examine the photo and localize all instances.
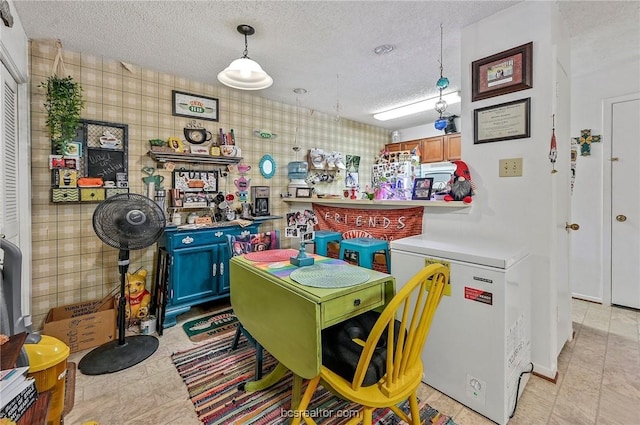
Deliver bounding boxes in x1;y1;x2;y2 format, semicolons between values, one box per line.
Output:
39;75;84;154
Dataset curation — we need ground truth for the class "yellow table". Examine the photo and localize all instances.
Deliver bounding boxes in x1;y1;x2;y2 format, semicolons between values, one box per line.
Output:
230;255;395;407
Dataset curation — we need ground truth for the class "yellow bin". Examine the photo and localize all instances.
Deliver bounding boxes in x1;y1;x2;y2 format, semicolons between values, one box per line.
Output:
23;335;70;425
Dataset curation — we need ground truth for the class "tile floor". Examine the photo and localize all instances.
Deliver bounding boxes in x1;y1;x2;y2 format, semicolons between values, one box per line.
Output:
64;298;639;425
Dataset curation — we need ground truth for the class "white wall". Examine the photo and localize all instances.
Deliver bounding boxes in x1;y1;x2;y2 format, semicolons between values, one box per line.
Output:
399;2;571;378
570;55;640;303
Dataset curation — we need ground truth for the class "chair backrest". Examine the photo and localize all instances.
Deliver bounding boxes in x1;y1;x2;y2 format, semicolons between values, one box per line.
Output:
350;263;449;395
227;230;280;257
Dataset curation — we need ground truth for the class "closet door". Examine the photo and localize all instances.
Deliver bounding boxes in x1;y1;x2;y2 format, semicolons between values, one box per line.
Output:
0;63;18;245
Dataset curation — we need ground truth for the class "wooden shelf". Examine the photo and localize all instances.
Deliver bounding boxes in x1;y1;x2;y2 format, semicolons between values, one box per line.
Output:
148;151;242;165
282;197;470;210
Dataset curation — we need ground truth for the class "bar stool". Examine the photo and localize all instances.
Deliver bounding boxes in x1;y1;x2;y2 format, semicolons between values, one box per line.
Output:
313;230;342;256
339;237;391;273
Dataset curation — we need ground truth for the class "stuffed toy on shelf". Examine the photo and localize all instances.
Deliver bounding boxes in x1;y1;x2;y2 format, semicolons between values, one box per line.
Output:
444;160;475;204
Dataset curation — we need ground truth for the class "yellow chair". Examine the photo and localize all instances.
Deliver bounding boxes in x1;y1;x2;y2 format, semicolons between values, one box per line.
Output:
292;263;449;425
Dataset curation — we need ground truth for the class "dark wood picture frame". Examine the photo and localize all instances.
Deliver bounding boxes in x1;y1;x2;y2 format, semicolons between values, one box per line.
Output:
295;187;312;198
172;90;219;121
471;42;533;101
412;177;434;200
474;98;531;144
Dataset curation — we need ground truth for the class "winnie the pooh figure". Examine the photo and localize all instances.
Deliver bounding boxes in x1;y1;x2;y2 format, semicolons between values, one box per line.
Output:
125;269;151;320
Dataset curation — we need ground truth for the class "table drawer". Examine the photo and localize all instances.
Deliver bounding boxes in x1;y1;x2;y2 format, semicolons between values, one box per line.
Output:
80;188;106;201
322;284;384;328
167;231;227;250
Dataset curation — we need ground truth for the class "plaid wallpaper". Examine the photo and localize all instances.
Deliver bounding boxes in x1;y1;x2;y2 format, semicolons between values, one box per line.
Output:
29;39;389;330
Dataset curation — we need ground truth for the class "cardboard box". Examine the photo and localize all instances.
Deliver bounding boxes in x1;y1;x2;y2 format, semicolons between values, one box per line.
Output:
43;299;117;353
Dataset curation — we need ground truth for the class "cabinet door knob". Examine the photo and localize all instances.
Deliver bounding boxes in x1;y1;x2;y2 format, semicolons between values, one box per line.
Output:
353;299;361;307
212;263;217;276
181;236;194;244
220;262;224;275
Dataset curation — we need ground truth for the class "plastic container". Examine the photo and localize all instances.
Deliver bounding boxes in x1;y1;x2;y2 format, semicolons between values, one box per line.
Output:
287;161;308;180
23;335;70;425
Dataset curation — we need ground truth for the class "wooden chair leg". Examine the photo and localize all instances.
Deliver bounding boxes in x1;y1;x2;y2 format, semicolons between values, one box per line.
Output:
362;407;373;425
291;376;320;425
408;393;420;425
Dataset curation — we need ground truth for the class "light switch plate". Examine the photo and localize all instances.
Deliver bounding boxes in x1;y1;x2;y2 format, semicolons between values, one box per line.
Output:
499;158;523;177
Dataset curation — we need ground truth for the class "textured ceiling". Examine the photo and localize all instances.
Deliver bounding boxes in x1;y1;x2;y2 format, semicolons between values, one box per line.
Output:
12;0;640;130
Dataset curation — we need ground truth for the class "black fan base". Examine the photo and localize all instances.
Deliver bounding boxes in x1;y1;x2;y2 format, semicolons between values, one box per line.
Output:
78;335;159;375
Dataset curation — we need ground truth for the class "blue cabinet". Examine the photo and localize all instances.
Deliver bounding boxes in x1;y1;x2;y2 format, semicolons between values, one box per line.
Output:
160;223;260;328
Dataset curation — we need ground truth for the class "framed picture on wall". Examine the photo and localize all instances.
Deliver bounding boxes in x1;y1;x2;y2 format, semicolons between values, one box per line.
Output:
412;177;434;200
172;90;219;121
471;42;533;101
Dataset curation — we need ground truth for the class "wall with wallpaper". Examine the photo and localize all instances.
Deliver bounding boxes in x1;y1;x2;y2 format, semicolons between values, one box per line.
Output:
29;39;388;330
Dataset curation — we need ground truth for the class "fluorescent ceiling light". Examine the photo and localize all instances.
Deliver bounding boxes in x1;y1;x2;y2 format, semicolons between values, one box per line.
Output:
373;92;461;121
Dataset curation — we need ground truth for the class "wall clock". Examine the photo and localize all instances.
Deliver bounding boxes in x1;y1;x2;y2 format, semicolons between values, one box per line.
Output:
183;128;212;144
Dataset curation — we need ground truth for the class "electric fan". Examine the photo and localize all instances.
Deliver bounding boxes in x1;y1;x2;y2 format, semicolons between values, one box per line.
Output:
78;193;166;375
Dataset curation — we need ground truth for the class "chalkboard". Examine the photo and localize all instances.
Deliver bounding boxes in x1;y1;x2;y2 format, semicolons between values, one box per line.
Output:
81;119;128;182
87;149;126;181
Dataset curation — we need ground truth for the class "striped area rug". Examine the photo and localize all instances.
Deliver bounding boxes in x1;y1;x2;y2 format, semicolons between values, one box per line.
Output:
172;329;456;425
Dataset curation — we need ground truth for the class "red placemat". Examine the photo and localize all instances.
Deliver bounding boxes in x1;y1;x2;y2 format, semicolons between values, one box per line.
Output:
244;249;299;262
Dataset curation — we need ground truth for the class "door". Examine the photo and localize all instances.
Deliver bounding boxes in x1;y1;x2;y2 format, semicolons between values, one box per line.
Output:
0;64;19;245
611;97;640;308
553;59;573;355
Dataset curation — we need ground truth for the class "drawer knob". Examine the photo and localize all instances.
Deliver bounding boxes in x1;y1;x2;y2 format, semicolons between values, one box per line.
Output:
181;236;194;244
353;299;361;307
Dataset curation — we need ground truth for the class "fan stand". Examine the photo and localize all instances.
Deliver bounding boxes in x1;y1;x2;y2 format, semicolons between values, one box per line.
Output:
78;250;159;375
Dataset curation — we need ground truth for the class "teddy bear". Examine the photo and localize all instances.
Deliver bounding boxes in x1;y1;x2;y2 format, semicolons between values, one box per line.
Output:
125;269;151;320
443;160;475;204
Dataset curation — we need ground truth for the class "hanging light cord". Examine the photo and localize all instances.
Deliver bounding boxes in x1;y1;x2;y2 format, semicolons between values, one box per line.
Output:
242;33;249;58
438;23;444;80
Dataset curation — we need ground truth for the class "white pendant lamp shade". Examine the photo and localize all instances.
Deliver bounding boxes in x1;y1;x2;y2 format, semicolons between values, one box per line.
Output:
217;57;273;90
218;24;273;91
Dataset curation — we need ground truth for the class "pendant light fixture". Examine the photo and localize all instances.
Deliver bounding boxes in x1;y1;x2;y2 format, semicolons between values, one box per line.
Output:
217;24;273;90
434;23;450;130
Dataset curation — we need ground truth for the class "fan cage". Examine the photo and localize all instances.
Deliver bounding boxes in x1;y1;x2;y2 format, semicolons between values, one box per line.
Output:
93;193;166;250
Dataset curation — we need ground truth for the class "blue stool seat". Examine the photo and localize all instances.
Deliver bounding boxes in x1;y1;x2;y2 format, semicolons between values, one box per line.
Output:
314;230;342;256
339;237;391;273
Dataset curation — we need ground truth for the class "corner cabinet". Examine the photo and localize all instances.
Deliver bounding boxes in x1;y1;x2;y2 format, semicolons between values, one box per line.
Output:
159;222;260;328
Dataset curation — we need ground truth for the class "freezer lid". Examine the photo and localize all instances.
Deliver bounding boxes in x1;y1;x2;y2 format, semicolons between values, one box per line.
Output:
390;234;528;269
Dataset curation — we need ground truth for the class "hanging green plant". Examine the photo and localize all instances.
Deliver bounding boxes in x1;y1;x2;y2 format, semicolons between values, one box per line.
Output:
39;75;84;154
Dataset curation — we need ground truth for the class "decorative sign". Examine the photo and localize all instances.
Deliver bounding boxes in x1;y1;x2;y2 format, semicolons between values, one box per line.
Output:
312;205;424;243
474;98;531;144
172;90;218;121
172;170;218;192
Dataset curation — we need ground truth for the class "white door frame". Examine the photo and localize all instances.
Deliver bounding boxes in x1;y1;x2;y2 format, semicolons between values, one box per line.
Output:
602;92;640;306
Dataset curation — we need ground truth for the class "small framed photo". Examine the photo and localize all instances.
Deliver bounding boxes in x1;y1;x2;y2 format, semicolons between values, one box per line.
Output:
63;142;82;157
285;226;300;238
412;177;434;200
172;90;219;121
472;42;533;101
296;187;312;198
302;230;315;242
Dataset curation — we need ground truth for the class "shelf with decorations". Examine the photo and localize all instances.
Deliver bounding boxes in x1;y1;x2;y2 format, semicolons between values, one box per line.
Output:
148;150;242;165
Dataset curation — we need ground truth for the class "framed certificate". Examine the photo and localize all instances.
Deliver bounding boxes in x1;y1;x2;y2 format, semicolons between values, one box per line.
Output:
474;98;531;144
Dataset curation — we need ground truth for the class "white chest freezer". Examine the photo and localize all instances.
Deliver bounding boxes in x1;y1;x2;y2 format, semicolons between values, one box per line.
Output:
390;235;532;425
